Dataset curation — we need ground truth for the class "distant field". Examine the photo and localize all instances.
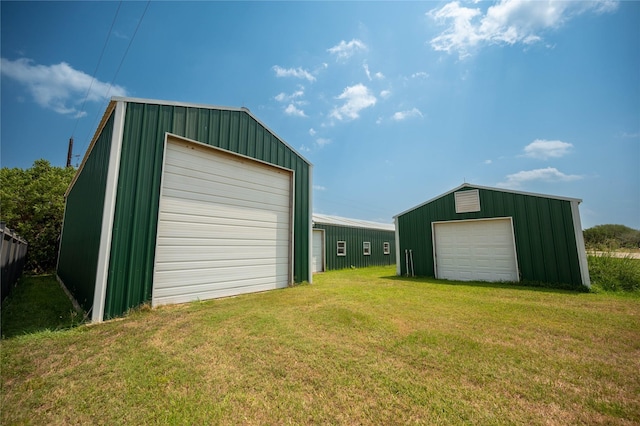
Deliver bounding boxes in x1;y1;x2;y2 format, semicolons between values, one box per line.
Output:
589;250;640;259
2;267;639;425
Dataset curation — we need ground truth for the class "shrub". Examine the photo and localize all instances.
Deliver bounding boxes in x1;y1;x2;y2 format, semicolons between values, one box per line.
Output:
0;160;75;273
588;253;640;293
583;224;640;250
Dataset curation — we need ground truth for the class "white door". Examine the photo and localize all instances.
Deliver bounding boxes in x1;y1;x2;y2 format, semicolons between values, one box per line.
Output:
433;218;518;282
152;137;292;307
312;229;324;273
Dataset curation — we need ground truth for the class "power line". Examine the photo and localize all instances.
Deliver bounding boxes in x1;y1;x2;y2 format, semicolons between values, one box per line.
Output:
104;0;151;101
70;1;122;139
79;0;151;159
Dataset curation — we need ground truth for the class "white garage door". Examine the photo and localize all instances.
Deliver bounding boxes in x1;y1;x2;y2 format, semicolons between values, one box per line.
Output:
433;218;519;282
152;137;292;307
312;230;324;273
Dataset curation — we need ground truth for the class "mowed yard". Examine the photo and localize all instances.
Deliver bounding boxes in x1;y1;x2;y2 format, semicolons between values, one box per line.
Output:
2;266;639;425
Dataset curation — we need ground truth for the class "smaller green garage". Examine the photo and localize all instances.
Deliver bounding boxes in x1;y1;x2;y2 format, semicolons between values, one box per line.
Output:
394;184;590;288
312;214;395;272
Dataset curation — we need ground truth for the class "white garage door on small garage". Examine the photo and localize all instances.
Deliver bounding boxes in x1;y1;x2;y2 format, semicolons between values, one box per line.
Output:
433;218;519;282
152;136;293;306
312;229;324;273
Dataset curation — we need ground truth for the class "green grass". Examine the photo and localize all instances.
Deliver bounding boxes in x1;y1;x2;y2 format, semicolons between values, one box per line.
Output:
2;267;639;425
1;275;84;338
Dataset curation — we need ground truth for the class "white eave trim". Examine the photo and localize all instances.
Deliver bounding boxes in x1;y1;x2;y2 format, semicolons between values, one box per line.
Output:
394;183;583;218
570;200;591;287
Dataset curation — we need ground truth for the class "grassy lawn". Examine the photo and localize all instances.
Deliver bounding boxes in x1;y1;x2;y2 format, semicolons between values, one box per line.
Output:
1;275;84;338
2;266;639;425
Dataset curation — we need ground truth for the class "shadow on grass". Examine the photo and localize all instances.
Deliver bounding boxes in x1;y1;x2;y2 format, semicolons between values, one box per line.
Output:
381;275;589;294
1;274;85;339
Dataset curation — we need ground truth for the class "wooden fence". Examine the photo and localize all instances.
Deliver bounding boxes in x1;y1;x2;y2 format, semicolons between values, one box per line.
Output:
1;223;28;302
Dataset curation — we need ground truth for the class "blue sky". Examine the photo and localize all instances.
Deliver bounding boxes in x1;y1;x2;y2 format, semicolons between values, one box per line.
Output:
1;1;638;229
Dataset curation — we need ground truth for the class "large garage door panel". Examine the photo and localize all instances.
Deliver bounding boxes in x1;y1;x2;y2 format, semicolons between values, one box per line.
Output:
434;219;518;282
153;139;292;307
160;198;289;224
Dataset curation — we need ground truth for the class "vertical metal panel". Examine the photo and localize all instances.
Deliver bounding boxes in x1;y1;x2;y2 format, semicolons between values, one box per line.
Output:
103;102;311;319
57;112;115;312
313;224;396;270
396;186;584;287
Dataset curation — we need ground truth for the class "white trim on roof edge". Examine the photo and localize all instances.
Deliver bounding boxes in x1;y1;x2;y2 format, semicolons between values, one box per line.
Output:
394;183;583;218
570;200;591;287
109;96;312;166
312;213;395;231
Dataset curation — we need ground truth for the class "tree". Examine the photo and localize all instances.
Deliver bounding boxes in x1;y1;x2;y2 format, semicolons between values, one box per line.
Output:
583;224;640;250
0;160;76;273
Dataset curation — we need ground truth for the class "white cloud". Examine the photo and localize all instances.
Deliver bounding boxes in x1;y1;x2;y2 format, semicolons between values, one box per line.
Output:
299;145;311;153
272;65;316;82
392;108;423;121
309;128;317;136
284;103;307;117
0;57;127;117
316;138;331;147
380;90;392;99
428;0;618;58
497;167;582;188
523;139;573;160
620;131;640;139
327;39;367;61
313;185;327;191
274;87;305;103
329;83;377;121
364;63;384;81
484;159;493;164
412;71;429;79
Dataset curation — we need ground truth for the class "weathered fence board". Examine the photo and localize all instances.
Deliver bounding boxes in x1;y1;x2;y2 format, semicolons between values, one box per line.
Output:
1;223;28;301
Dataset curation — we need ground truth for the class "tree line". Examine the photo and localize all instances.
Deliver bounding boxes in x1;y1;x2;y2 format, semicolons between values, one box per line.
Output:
1;160;75;273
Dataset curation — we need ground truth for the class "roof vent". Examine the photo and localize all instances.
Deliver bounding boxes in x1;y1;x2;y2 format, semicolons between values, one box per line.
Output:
455;189;480;213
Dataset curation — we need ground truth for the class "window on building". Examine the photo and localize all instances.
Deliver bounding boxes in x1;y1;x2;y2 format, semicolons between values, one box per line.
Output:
337;241;346;256
363;242;371;256
383;242;390;255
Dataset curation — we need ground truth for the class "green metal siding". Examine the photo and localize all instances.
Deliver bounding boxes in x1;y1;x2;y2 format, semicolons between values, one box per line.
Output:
314;224;396;270
57;112;115;312
396;186;583;287
103;102;311;319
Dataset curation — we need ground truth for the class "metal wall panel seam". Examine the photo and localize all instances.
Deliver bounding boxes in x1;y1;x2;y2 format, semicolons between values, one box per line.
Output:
91;101;126;323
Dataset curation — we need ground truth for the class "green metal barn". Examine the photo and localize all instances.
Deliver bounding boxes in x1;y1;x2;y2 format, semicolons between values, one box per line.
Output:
394;184;590;288
312;214;396;272
57;97;312;322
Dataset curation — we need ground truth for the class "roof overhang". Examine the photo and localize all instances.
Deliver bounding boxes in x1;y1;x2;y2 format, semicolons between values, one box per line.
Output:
312;213;395;231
